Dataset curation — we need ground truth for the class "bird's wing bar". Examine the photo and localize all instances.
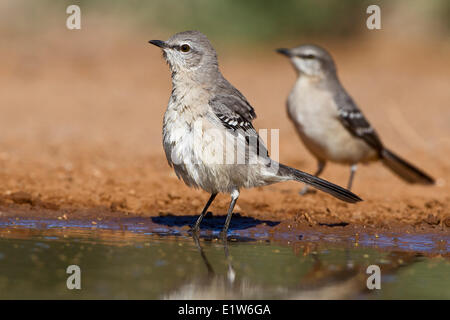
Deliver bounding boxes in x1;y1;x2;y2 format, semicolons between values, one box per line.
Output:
209;94;257;132
333;89;384;151
209;94;269;158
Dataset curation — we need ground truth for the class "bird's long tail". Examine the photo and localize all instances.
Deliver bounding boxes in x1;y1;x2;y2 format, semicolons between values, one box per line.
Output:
278;163;362;203
380;148;434;185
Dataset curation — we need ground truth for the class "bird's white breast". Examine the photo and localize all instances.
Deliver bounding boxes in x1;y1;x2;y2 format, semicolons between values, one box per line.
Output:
287;77;375;164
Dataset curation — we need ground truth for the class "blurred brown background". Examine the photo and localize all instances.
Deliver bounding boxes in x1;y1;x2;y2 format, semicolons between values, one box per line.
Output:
0;0;449;226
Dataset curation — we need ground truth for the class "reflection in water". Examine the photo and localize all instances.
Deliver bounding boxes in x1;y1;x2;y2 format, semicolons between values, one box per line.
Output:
165;234;422;299
0;226;448;299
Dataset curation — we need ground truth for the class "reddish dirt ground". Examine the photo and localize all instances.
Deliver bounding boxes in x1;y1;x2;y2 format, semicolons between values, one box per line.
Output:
0;27;449;237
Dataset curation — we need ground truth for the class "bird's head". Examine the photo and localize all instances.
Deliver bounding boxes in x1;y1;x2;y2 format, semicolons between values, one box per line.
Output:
277;44;336;78
149;30;219;79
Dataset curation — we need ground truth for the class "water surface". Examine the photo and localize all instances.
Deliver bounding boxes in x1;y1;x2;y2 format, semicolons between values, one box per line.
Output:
0;218;448;299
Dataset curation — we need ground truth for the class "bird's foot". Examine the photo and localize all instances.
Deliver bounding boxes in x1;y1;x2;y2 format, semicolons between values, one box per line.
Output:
189;225;200;235
219;230;229;241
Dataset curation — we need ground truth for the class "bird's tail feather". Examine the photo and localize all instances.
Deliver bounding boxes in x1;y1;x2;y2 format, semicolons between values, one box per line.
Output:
380;149;434;185
278;163;362;203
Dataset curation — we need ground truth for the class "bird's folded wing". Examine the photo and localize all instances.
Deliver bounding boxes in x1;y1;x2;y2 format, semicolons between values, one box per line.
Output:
333;89;384;151
209;94;269;158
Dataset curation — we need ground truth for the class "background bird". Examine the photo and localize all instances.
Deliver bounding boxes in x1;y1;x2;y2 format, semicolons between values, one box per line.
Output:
149;31;361;236
277;44;434;193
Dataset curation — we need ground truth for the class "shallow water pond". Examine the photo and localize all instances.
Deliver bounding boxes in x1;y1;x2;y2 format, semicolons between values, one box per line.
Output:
0;219;448;299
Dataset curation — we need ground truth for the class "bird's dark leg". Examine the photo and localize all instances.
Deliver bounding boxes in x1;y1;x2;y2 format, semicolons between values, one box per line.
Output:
220;189;239;237
347;164;358;190
299;160;326;195
192;193;217;232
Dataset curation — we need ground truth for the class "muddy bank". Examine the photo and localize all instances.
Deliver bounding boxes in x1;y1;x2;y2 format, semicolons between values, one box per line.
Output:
0;186;449;237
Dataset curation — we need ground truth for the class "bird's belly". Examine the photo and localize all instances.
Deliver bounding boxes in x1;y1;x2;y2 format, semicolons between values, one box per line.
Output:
290;103;376;164
163;116;208;190
163;115;267;193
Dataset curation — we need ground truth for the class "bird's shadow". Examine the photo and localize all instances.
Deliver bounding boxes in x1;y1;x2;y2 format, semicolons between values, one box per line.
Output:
151;212;280;231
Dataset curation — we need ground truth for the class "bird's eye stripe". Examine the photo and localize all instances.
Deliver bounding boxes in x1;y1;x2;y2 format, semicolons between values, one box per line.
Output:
299;54;315;59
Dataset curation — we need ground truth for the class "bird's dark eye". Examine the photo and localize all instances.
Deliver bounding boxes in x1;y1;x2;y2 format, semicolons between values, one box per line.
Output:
301;54;315;59
180;44;191;52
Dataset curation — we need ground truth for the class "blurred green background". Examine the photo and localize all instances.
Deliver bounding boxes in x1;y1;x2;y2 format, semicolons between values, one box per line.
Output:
2;0;450;44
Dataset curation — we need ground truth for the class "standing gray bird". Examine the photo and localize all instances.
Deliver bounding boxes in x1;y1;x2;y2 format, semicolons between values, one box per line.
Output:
277;44;434;193
149;31;361;235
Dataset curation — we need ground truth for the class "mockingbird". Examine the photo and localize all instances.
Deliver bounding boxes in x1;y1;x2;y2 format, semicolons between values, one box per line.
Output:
149;31;361;235
277;44;434;193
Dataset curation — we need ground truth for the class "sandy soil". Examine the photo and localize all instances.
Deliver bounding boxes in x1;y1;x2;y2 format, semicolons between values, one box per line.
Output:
0;27;449;236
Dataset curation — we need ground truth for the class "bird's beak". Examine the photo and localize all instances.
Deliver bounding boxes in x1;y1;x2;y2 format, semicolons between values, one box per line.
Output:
276;48;292;57
149;40;167;49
